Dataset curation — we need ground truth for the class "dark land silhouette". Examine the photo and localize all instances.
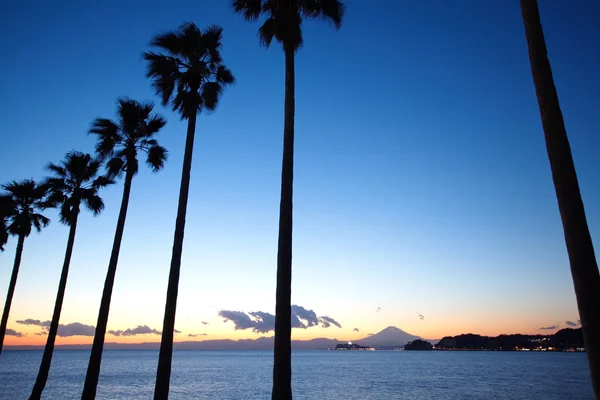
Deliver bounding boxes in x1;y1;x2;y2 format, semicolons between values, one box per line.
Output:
436;327;584;351
404;340;434;351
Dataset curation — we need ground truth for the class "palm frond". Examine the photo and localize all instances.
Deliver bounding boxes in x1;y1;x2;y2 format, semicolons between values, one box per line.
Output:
258;17;275;47
105;157;125;178
299;0;345;28
203;25;225;65
201;82;224;111
232;0;263;21
216;65;236;85
92;175;115;189
146;145;168;172
143;52;180;107
1;180;50;237
89;118;120;159
145;114;167;136
82;193;104;216
59;200;76;225
46;163;67;179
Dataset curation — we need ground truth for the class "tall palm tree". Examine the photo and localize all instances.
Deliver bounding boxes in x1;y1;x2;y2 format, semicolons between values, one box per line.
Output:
29;152;113;400
0;194;16;252
232;1;344;398
143;22;234;399
82;98;167;399
520;0;600;397
0;180;49;354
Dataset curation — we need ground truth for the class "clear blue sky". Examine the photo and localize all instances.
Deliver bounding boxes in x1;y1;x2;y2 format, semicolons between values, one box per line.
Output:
0;0;599;343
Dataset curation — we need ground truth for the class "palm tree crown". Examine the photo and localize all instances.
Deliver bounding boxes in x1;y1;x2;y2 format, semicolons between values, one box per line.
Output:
90;98;168;177
232;0;344;52
1;180;49;238
143;22;235;119
44;152;114;225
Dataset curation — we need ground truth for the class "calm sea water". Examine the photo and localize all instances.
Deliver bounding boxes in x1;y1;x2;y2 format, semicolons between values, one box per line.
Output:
0;350;594;399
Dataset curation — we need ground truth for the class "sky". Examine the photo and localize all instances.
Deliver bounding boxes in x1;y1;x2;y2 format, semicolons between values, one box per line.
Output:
1;0;599;346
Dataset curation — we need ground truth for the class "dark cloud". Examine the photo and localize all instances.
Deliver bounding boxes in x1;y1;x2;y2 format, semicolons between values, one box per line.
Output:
174;329;181;334
6;328;24;337
57;323;95;337
376;307;381;313
319;316;342;328
219;305;341;333
188;333;208;338
416;312;425;320
16;319;50;327
108;325;161;337
16;319;94;337
201;321;209;325
353;328;359;332
368;333;375;336
34;332;48;336
292;305;319;328
539;325;559;330
565;321;577;327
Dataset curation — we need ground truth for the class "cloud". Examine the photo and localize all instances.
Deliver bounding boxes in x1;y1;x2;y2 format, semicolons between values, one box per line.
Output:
188;333;208;338
565;321;577;327
353;328;360;332
34;332;48;336
16;319;50;327
174;329;181;334
201;321;209;325
6;328;25;337
368;333;375;336
57;323;95;337
319;316;342;328
108;325;161;337
416;312;424;320
16;319;94;337
376;307;381;313
219;305;341;334
539;325;559;330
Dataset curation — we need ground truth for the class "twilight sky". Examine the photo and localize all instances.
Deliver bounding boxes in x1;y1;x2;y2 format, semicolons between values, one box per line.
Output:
1;1;599;346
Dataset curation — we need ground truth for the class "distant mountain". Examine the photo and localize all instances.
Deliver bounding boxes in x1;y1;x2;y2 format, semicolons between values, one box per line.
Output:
355;326;421;347
5;326;420;351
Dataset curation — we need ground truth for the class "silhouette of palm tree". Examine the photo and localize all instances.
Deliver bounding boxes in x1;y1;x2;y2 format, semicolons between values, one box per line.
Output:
0;180;49;354
29;152;113;400
520;1;600;397
232;1;344;398
143;22;234;399
82;98;167;399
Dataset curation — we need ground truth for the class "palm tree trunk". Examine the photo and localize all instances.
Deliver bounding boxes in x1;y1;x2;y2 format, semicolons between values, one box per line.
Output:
0;234;25;355
82;170;134;399
29;212;79;400
520;0;600;397
154;110;198;400
272;47;295;400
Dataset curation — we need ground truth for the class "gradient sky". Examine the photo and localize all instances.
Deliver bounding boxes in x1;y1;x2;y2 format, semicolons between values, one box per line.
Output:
1;1;599;346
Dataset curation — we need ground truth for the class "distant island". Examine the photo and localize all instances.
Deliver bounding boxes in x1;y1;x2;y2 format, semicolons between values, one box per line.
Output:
435;327;584;352
404;339;433;350
331;341;374;351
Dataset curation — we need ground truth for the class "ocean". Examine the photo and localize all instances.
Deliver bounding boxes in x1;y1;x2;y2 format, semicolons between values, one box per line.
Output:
0;350;594;399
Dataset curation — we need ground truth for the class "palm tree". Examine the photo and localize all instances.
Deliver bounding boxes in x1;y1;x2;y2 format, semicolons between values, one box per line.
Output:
0;180;49;354
29;152;113;400
520;0;600;397
232;1;344;398
143;22;234;399
82;98;167;399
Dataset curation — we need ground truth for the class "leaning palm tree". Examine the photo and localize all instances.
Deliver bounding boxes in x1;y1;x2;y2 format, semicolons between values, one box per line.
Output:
232;1;344;398
81;98;167;399
29;152;113;400
0;180;49;354
143;22;234;399
520;0;600;397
